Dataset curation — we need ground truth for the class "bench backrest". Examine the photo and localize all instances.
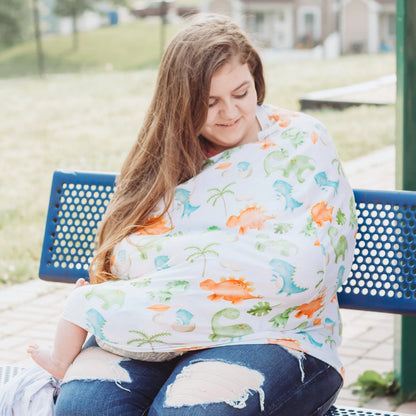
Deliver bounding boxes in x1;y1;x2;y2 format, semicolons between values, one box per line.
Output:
39;170;416;315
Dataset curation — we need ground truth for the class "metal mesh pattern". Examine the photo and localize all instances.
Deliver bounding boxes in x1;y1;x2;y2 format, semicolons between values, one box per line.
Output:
39;173;416;316
326;406;406;416
39;171;116;283
338;189;416;314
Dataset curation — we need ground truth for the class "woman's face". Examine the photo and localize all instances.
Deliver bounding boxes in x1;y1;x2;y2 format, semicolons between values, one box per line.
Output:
199;55;259;153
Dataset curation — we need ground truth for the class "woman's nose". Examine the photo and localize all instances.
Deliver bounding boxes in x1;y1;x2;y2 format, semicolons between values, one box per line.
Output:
220;99;238;119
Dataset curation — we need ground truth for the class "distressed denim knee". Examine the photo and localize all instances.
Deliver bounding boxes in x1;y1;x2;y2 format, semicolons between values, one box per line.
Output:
165;360;265;410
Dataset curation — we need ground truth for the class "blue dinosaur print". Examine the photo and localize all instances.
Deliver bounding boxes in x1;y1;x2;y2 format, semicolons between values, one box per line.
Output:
298;330;323;347
336;265;345;289
273;180;303;211
237;161;250;172
314;172;339;193
269;258;307;296
174;188;200;217
86;308;112;342
154;255;170;271
175;309;193;325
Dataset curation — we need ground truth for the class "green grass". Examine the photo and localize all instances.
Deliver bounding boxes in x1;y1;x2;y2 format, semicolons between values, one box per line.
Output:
0;22;396;286
0;20;182;78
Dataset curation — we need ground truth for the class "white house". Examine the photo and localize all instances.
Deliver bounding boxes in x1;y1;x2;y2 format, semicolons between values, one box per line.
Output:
201;0;396;54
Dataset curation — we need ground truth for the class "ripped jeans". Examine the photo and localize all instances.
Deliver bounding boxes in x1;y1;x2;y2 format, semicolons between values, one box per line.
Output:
55;339;342;416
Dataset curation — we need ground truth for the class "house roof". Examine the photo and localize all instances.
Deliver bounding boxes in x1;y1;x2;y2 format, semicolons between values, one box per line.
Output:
239;0;395;3
240;0;289;3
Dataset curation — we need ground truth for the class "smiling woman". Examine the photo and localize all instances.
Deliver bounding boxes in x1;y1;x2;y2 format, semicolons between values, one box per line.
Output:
201;57;260;152
22;13;356;416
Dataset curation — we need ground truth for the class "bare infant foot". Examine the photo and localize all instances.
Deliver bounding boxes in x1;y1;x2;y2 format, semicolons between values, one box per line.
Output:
27;344;69;380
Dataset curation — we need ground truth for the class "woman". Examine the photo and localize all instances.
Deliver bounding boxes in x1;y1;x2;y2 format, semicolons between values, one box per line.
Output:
54;14;357;416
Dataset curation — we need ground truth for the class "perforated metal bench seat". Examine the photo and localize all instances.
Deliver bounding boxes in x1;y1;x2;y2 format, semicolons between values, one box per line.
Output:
39;170;416;316
24;170;415;415
327;407;413;416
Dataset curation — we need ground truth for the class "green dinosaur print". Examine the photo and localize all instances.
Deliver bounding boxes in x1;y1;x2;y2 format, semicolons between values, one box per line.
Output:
264;149;289;176
134;239;163;260
279;155;315;183
255;239;299;257
349;196;358;227
130;278;151;288
148;280;190;302
301;216;317;237
328;227;348;263
268;306;298;328
85;286;125;310
281;127;308;148
209;308;254;342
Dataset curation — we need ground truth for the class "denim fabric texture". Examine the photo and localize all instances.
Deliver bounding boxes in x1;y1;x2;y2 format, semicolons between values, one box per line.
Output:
55;339;342;416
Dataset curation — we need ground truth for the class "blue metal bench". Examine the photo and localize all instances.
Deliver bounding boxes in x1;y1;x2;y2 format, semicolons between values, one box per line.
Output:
35;170;416;415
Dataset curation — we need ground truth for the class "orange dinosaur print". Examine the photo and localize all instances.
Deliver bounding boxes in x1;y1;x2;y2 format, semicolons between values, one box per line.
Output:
200;276;263;304
258;138;277;149
313;318;322;326
314;239;320;246
311;201;333;227
269;109;299;128
295;294;325;319
174;346;206;352
215;162;233;170
267;338;308;353
134;215;174;235
226;204;275;234
311;131;318;144
147;304;172;312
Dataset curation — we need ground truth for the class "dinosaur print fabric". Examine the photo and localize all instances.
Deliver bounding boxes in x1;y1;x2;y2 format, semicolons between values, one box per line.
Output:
63;104;357;376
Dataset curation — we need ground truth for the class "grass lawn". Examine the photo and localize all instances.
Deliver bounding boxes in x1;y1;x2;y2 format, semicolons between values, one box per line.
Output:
0;26;395;285
0;20;183;78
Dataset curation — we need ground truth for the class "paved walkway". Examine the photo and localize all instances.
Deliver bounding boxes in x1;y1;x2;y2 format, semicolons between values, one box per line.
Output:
1;144;415;414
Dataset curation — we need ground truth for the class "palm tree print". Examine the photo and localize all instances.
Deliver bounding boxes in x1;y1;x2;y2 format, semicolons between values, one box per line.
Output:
127;330;171;351
207;182;236;216
185;243;219;277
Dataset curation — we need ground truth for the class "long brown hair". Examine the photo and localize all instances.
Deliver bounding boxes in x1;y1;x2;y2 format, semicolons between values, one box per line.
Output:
90;14;266;283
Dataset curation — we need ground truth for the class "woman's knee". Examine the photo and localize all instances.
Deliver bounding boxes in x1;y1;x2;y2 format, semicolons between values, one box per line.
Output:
149;359;266;415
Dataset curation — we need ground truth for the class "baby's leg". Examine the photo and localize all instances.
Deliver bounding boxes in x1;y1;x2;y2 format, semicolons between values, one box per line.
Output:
28;318;87;379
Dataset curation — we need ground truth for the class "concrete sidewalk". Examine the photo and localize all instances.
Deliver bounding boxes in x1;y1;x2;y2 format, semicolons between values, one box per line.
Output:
1;144;415;414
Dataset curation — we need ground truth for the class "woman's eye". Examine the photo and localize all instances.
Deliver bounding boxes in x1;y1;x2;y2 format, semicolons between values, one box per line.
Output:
235;91;248;99
208;100;217;108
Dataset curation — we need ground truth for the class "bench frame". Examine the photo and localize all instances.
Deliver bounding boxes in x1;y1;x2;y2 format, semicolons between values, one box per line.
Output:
19;170;416;415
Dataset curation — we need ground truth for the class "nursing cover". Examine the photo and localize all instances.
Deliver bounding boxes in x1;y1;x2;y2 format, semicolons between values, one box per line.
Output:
63;105;357;375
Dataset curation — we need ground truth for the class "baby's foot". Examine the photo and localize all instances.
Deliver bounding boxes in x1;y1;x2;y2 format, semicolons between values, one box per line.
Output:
27;344;68;380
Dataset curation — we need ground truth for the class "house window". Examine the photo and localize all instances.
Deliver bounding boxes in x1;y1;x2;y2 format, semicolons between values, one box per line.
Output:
388;14;396;36
297;6;321;46
304;13;315;38
254;12;265;33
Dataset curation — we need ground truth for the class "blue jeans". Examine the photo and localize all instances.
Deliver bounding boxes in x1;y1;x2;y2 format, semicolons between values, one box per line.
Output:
55;339;342;416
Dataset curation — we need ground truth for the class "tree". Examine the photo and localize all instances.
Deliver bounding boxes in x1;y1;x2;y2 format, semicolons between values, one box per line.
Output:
54;0;128;51
185;243;220;278
0;0;31;48
54;0;95;50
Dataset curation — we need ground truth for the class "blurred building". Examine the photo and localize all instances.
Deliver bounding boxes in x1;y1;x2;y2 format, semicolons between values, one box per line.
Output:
201;0;396;54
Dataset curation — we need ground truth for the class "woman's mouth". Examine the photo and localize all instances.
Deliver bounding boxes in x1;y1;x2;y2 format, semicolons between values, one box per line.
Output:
217;118;240;128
